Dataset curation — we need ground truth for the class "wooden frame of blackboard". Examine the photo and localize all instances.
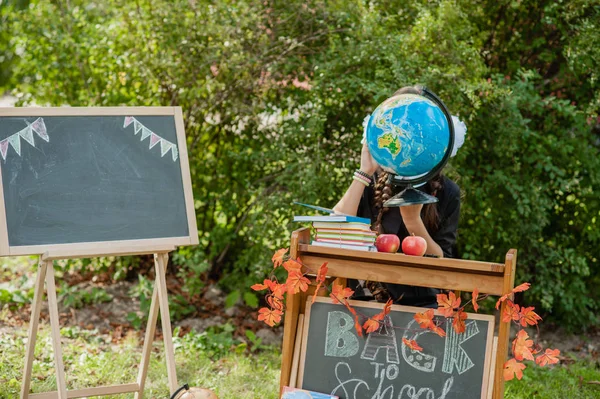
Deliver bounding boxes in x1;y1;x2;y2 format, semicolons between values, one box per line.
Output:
297;297;496;399
0;107;199;257
280;228;517;399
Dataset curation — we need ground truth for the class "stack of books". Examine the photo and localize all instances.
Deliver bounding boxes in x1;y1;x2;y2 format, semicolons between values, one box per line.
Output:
293;203;377;252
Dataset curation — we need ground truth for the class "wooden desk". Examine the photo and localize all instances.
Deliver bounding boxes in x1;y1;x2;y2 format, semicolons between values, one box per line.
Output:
280;227;516;399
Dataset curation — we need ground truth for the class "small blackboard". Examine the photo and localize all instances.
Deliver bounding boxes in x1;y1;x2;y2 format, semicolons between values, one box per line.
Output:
0;107;198;256
299;298;495;399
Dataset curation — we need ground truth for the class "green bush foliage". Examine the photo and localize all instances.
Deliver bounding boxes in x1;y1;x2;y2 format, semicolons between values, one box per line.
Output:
2;0;599;329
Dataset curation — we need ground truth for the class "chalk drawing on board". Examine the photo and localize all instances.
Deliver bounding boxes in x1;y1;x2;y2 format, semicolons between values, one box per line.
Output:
360;315;400;364
123;116;179;161
0;117;49;161
401;319;437;373
442;319;479;375
324;311;360;358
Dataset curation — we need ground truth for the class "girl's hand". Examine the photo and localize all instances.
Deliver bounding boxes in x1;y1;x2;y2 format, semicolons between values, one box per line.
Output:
360;142;378;176
400;204;423;223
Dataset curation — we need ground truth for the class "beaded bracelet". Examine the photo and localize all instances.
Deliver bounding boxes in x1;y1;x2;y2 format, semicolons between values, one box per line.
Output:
353;172;371;186
355;169;373;181
352;175;370;186
353;170;372;184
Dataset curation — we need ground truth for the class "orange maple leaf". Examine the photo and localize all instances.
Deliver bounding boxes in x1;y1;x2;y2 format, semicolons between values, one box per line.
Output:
372;298;393;322
311;262;329;304
353;314;363;337
270;282;287;299
512;330;534;361
330;283;354;304
285;272;310;294
430;324;447;337
382;298;393;316
257;307;283;327
414;309;435;329
251;282;268;291
512;282;531;294
472;288;479;312
519;306;542;327
453;310;468;334
346;303;358;316
437;292;461;318
496;282;531;309
503;358;526;381
272;248;288;268
282;259;303;273
363;318;381;334
402;338;423;352
316;262;328;283
535;348;560;367
267;295;284;311
501;300;521;323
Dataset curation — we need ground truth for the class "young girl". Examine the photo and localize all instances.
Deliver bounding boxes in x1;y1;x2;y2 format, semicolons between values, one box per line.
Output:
333;86;465;307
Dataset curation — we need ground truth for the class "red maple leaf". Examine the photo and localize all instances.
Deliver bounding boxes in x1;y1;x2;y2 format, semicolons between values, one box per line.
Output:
535;348;560;367
272;248;288;268
402;338;423;352
437;292;461;318
257;307;283;327
363;318;381;334
282;259;303;273
501;300;521;323
503;358;526;381
512;330;534;361
519;306;542;327
330;283;354;304
453;310;468;334
414;309;435;329
472;288;479;312
285;272;310;294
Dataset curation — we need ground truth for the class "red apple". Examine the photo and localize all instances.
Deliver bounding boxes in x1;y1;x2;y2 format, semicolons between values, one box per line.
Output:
375;234;400;253
402;234;427;256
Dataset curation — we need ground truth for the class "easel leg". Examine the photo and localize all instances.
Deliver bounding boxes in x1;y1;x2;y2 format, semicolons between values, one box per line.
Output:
46;261;68;399
154;252;178;394
20;259;49;399
135;282;160;399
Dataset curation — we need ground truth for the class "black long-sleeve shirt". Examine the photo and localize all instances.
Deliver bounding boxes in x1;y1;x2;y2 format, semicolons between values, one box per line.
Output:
355;175;461;306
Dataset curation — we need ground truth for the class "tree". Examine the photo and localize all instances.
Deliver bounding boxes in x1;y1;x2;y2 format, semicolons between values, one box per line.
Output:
5;0;600;329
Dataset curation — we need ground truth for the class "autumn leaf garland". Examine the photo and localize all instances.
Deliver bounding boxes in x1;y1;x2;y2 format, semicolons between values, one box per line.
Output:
253;248;561;381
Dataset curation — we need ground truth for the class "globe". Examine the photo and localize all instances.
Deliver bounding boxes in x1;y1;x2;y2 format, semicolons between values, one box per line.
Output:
365;92;452;180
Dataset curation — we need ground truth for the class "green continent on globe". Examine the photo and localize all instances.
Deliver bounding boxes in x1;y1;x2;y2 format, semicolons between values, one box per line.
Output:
377;133;401;158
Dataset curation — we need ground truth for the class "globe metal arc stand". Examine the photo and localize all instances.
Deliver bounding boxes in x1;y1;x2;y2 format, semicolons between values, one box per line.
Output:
383;184;439;207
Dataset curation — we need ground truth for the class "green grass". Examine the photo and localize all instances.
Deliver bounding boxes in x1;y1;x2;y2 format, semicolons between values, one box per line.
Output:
505;355;600;399
2;322;600;399
0;324;280;399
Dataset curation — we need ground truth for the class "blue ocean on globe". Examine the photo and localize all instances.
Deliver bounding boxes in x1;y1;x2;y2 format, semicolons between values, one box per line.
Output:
365;93;451;178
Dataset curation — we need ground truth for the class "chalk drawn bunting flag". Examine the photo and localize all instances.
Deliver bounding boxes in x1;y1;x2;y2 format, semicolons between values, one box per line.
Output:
0;117;49;161
124;116;178;161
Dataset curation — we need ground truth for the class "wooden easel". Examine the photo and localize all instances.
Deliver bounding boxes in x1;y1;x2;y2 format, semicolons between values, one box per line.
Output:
20;248;180;399
280;228;517;399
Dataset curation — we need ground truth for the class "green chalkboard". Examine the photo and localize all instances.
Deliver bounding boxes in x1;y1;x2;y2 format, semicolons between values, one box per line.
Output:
299;298;495;399
0;107;198;256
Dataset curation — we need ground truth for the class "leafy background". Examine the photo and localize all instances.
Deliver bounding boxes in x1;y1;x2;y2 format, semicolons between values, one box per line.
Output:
0;0;599;330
